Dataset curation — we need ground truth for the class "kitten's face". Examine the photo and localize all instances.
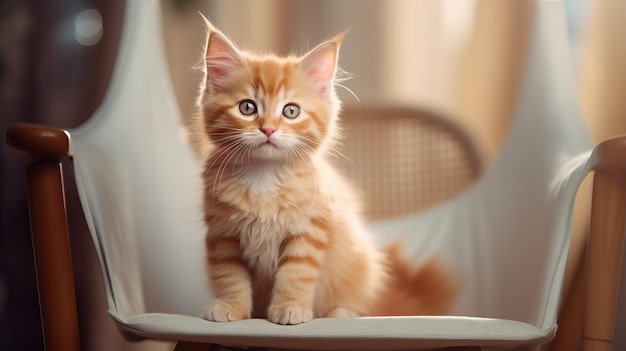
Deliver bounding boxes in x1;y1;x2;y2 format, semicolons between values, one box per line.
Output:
201;24;343;163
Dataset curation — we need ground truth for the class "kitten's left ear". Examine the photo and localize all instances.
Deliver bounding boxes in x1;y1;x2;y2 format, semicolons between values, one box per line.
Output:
299;31;347;97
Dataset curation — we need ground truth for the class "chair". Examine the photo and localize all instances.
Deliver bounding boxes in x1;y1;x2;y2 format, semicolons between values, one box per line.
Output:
335;104;484;221
6;1;626;351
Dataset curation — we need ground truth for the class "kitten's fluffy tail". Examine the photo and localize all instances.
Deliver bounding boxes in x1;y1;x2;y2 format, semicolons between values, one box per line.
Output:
371;243;460;316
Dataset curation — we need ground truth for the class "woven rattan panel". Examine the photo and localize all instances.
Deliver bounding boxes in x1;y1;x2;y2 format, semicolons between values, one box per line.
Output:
334;105;483;220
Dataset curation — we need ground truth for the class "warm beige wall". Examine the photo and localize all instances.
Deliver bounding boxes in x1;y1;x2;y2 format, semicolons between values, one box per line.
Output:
161;1;207;123
578;0;626;141
454;1;534;158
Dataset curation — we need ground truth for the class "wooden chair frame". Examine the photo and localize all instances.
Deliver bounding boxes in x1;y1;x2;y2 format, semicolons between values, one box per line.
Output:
6;122;626;351
7;124;78;351
583;136;626;351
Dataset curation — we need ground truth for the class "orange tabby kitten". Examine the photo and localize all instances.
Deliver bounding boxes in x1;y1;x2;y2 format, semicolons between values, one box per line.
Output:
197;19;456;325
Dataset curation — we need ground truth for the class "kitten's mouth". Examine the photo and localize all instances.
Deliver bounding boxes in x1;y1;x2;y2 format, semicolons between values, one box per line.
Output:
253;139;285;160
261;139;278;148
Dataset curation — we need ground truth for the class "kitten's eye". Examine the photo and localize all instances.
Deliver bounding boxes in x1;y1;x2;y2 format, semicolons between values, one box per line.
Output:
238;100;257;116
282;103;300;119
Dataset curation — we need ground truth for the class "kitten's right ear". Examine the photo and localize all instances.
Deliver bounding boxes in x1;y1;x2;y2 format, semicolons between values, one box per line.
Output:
201;15;244;93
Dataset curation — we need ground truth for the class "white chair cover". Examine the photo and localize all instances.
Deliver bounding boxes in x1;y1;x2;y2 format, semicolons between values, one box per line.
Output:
70;0;598;349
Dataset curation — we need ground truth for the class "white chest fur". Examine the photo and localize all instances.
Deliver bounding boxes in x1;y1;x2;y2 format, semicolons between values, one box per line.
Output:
236;161;282;195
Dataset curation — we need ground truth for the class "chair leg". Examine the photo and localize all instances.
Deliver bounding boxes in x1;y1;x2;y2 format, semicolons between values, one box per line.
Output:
583;171;626;351
26;160;80;351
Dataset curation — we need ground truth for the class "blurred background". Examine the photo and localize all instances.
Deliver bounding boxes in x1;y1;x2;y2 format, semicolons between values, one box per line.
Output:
1;0;626;350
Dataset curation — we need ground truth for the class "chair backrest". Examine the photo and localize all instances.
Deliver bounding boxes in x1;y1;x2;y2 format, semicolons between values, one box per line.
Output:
69;0;592;335
336;104;483;220
71;0;208;318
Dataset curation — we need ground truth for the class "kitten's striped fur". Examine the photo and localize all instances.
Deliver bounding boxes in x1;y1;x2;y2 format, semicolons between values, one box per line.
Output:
197;18;456;325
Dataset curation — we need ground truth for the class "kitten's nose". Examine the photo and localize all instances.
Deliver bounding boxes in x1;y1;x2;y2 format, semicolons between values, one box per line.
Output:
260;127;276;137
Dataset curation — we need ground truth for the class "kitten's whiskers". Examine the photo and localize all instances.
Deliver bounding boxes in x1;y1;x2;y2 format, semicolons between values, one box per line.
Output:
297;134;353;163
214;141;248;199
206;139;247;201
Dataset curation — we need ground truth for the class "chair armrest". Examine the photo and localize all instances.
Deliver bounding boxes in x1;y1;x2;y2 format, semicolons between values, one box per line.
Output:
6;122;80;351
592;135;626;173
583;135;626;351
6;122;71;160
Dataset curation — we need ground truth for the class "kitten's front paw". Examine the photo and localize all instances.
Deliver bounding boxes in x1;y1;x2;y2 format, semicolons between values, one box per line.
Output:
203;300;249;322
267;304;313;325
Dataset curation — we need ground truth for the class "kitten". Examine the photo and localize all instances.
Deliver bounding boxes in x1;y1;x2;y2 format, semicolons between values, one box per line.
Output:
196;18;457;325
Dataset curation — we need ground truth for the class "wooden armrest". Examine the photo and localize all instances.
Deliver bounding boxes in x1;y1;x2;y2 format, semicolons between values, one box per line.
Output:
583;134;626;351
6;122;71;160
6;123;80;351
592;135;626;173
